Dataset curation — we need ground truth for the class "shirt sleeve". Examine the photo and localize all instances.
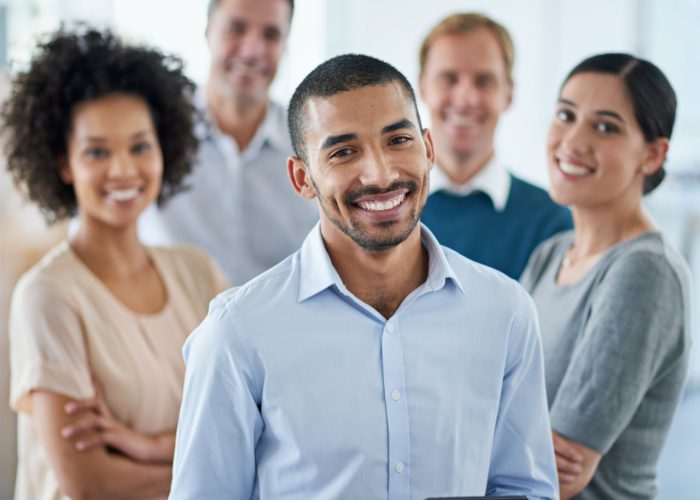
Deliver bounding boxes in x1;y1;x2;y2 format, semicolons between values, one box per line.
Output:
486;291;558;500
170;295;264;500
9;274;93;414
549;251;686;453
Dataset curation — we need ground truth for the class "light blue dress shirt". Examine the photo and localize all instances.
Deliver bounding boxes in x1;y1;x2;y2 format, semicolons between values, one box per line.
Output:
170;224;558;500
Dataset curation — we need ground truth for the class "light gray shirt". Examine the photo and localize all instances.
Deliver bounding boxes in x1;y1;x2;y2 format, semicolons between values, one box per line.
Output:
521;231;692;500
139;92;318;284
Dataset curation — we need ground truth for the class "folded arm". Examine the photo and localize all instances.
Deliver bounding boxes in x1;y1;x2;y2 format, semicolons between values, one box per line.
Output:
553;431;601;499
32;390;172;500
60;380;175;463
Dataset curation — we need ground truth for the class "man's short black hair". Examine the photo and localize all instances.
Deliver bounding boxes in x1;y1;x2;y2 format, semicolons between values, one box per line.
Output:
287;54;423;163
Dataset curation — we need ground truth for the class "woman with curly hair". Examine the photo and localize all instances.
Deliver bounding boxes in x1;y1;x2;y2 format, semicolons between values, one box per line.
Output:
521;53;691;499
3;27;227;499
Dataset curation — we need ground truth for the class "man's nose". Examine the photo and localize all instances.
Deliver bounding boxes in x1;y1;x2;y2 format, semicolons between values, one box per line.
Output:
238;31;267;59
452;78;480;108
359;147;400;187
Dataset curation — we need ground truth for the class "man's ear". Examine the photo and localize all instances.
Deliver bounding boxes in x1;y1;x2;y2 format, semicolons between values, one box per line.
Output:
504;80;514;111
287;156;317;200
422;128;435;167
58;157;73;184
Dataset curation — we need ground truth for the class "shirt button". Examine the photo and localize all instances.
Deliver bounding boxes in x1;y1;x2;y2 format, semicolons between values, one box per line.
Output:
395;462;405;473
386;323;394;333
391;390;401;401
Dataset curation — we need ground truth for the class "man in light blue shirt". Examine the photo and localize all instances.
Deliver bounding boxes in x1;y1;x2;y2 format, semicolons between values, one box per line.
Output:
170;54;557;500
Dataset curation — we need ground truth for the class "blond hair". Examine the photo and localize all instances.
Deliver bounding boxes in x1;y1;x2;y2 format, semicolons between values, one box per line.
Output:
419;13;514;82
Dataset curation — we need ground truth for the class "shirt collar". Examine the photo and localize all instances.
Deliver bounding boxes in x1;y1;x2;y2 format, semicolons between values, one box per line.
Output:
429;154;511;212
297;223;464;303
194;87;289;152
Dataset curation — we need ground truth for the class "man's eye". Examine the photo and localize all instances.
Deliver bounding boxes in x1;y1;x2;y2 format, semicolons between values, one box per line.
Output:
439;73;457;86
331;148;353;158
475;74;496;88
229;21;246;35
263;27;282;42
390;136;410;145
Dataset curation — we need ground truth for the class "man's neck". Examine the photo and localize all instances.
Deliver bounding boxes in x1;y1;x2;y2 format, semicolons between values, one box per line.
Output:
323;226;429;319
206;82;268;151
436;144;494;186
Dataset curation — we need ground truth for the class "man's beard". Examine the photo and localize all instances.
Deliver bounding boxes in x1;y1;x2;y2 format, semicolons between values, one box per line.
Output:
311;176;427;251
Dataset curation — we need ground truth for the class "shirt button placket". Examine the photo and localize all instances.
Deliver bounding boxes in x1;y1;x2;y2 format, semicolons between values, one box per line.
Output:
381;319;410;498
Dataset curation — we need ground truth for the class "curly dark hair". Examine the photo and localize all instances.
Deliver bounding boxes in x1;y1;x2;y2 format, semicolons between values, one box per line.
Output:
1;25;199;223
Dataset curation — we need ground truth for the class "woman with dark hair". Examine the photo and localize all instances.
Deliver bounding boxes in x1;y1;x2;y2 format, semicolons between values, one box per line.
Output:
3;27;227;499
521;53;691;499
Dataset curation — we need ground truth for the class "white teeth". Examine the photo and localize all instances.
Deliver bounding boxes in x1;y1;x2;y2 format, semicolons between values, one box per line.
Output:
559;161;592;176
358;194;405;212
106;187;140;201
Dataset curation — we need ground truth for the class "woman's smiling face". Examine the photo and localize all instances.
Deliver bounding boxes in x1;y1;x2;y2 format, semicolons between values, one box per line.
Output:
547;71;660;211
61;93;163;231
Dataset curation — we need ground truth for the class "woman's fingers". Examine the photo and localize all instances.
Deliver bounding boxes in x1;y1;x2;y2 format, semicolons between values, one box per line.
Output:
556;450;583;474
74;434;105;452
61;413;108;439
553;432;584;462
63;398;99;416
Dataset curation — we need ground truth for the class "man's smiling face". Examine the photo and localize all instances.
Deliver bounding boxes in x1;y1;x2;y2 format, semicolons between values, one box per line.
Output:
291;82;434;252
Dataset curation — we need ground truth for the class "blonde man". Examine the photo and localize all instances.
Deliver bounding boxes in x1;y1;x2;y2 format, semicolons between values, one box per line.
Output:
419;13;571;279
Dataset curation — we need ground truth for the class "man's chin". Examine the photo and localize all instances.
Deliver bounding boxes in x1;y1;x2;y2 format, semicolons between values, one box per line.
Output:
220;79;269;103
347;220;420;252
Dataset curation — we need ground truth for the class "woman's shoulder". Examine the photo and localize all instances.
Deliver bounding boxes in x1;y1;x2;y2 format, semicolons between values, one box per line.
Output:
603;232;689;283
148;244;228;295
597;232;691;302
14;241;80;296
11;241;85;319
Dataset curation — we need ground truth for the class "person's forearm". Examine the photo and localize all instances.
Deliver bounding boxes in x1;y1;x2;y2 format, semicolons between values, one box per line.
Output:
33;391;173;500
148;431;176;463
63;451;171;500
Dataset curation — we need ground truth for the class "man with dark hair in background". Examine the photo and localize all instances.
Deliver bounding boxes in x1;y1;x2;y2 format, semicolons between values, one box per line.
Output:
170;54;557;500
419;13;572;279
140;0;317;284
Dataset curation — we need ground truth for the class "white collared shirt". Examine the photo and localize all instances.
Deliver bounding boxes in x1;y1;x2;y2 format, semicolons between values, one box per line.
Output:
429;154;512;212
139;89;318;284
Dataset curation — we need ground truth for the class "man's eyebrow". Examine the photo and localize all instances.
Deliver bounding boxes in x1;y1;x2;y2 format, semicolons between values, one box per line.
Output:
320;133;357;150
382;119;417;135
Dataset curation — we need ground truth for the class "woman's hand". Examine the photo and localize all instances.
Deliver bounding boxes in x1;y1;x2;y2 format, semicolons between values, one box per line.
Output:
60;380;174;463
553;431;583;484
552;431;602;499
